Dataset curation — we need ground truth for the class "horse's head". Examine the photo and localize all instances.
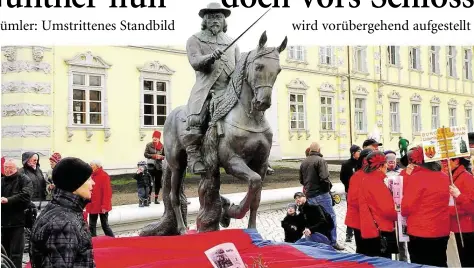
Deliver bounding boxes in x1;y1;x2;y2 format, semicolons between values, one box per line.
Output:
246;31;287;111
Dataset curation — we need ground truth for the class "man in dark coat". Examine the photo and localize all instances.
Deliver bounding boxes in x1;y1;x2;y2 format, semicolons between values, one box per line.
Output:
183;2;240;174
294;192;334;244
29;157;95;268
1;158;33;268
299;142;344;250
339;144;361;242
19;151;47;204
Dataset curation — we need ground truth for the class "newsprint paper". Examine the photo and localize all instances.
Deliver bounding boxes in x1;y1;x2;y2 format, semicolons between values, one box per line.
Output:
205;243;245;268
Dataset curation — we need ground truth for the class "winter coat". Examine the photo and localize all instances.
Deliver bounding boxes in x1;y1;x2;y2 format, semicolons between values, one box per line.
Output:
30;188;95;268
344;170;364;230
299;152;331;198
19;152;47;202
281;213;305;243
450;165;474;233
1;172;33;228
359;170;397;239
85;168;113;214
133;171;152;188
401;166;451;238
340;157;358;193
144;142;165;170
299;202;333;240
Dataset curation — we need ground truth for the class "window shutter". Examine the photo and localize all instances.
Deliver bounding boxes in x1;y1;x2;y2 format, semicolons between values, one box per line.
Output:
395;46;401;66
468;49;473;80
453;47;458;78
330;47;336;66
288;46;293;59
302;47;306;62
416;47;421;70
435;46;441;74
362;46;368;72
319;46;326;64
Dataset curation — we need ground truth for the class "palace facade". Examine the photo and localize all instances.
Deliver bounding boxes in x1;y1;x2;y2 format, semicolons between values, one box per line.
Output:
2;45;473;174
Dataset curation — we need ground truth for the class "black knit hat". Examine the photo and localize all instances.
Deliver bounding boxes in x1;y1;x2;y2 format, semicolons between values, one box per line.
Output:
52;157;93;192
350;145;362;155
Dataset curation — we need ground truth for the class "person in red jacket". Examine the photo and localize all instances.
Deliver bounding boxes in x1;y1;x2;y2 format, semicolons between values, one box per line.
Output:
358;151;398;258
344;148;373;254
442;157;474;267
401;146;450;267
85;160;115;237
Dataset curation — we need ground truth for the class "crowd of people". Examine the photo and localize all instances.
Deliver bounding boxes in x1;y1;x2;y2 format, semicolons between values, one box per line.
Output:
0;130;168;267
1;153;116;267
281;138;474;267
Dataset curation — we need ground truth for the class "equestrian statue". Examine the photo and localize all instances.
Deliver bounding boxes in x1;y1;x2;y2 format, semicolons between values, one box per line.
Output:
140;2;287;236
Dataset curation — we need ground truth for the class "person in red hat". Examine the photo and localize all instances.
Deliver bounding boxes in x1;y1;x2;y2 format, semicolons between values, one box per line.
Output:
442;157;474;267
358;151;398;258
45;152;62;200
144;130;165;204
401;146;451;267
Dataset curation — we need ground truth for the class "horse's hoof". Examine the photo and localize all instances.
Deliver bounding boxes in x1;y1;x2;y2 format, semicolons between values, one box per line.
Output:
178;228;188;235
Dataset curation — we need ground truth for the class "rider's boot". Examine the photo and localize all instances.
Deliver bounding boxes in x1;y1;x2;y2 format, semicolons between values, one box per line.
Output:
183;131;207;174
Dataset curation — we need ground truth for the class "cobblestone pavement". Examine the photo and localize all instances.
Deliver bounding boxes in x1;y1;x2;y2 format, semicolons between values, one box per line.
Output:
115;200;356;254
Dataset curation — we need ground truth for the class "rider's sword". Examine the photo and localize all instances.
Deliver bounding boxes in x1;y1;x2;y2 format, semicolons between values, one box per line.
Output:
223;8;272;52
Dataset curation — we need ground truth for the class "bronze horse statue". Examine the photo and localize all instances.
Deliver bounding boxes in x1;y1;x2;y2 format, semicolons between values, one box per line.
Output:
140;31;287;236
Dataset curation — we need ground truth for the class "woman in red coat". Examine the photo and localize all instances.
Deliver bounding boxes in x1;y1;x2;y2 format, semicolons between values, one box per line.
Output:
85;160;115;237
401;146;450;267
358;151;398;258
442;157;474;267
344;148;373;254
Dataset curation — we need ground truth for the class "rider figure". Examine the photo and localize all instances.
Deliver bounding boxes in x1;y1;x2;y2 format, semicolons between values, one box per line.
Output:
184;2;240;174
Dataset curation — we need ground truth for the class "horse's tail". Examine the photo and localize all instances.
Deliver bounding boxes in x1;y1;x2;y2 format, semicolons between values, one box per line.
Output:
202;125;219;173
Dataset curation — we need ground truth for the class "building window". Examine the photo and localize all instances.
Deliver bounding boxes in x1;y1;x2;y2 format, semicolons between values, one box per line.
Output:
319;46;334;66
353;46;367;72
289;93;305;130
464;49;472;80
466;109;473;132
412;104;422;133
387;46;399;65
409;47;421;70
432;106;440;129
429;46;440;74
142;80;167;126
389;102;400;133
288;46;305;61
447;46;457;77
72;73;103;125
320;96;334;130
449;107;457;127
354;98;366;132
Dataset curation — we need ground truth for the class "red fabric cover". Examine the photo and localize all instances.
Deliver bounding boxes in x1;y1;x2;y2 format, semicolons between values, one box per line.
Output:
24;229;376;268
345;170;364;229
401;166;451;238
358;170;397;238
86;168;113;214
90;229;374;268
450;165;474;233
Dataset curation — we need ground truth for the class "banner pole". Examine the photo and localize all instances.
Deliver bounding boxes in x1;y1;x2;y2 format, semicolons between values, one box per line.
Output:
442;126;464;248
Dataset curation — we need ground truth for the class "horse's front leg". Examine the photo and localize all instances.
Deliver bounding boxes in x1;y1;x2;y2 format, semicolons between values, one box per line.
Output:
248;163;268;229
225;156;262;219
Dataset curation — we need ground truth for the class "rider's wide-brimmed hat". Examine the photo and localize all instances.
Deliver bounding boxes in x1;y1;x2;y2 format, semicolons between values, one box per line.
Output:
199;2;231;18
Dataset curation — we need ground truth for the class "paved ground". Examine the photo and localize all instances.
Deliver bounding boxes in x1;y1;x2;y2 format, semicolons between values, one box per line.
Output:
114;200;356;254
